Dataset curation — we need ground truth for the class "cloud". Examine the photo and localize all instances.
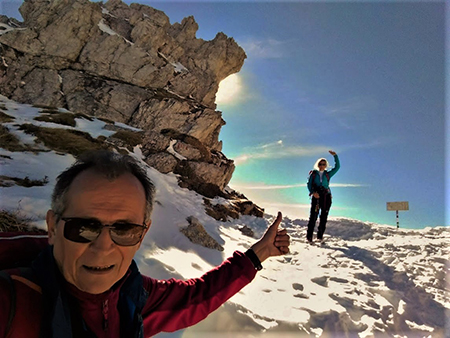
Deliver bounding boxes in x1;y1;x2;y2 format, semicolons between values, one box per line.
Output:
320;96;378;130
239;38;288;58
322;96;377;116
232;182;306;190
234;141;329;165
261;139;283;148
261;202;312;210
232;138;388;166
231;182;368;191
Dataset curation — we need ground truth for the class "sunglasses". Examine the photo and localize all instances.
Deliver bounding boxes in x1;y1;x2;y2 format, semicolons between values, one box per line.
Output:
318;163;327;166
61;217;148;246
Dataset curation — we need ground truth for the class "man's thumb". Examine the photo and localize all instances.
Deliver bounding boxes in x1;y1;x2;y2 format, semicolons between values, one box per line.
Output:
268;212;282;232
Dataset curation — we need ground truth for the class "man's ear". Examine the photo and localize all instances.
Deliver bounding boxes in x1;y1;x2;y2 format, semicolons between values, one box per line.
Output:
46;210;58;245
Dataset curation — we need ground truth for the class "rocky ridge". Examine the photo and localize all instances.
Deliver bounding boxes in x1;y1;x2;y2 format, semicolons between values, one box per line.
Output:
0;0;250;201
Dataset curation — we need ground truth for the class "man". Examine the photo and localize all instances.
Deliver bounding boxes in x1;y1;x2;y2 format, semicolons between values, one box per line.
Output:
0;150;290;337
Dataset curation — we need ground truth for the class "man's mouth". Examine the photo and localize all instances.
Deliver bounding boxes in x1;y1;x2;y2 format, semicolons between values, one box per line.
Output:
83;265;114;272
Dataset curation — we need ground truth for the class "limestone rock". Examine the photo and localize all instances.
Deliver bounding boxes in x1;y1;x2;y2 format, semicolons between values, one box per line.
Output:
175;155;235;198
204;198;239;222
141;130;171;155
238;225;255;238
0;0;245;108
203;197;264;222
181;216;223;251
144;153;178;174
231;200;265;218
0;0;258;210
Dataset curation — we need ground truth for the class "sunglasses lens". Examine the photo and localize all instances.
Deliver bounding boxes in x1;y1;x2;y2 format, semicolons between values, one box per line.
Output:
63;218;101;243
110;224;145;246
62;218;145;246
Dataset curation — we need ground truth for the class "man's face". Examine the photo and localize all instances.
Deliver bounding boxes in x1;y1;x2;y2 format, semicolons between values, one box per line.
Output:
47;169;149;294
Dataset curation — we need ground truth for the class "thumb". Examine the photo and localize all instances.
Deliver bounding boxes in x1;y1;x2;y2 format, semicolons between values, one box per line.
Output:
267;212;282;234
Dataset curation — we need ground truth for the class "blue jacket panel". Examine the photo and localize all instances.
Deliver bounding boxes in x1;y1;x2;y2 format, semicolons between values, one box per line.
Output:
307;154;340;194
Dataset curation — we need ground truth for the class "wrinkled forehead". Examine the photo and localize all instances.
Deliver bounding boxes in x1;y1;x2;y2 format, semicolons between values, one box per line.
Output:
64;169;146;218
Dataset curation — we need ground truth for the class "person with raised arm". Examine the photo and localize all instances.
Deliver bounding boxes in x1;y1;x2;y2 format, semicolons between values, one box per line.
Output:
306;150;340;243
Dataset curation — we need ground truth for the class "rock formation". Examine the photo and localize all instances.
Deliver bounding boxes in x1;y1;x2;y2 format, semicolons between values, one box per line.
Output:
181;216;223;251
0;0;247;196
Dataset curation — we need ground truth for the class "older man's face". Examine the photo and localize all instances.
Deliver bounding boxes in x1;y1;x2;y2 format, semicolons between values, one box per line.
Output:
47;169;148;294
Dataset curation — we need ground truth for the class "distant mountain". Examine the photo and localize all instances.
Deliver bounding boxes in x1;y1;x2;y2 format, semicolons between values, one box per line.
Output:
1;95;448;337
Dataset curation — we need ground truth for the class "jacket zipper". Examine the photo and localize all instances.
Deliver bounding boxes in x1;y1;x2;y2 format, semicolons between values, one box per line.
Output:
102;299;109;331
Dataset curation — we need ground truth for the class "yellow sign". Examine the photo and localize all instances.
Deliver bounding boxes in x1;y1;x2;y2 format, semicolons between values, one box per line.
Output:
386;201;409;211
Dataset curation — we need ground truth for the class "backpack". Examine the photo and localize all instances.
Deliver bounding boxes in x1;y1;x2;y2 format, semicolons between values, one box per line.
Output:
308;170;330;187
0;232;48;335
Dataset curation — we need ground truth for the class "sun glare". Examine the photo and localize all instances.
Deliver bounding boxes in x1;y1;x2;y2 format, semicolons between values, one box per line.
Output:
216;74;242;104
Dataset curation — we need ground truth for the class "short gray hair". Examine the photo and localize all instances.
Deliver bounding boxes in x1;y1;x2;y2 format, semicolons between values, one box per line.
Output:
51;150;155;223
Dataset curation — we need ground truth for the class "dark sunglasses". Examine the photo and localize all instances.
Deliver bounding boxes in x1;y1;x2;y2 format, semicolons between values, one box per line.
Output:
318;162;327;166
61;217;148;246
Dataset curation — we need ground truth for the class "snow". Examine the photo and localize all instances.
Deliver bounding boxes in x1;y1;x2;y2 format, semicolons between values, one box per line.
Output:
166;139;187;161
97;19;134;45
114;121;142;132
0;23;15;36
98;19;118;36
172;62;189;73
0;95;448;337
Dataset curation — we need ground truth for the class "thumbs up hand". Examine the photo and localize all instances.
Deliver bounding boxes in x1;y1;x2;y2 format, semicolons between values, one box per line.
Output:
250;212;290;263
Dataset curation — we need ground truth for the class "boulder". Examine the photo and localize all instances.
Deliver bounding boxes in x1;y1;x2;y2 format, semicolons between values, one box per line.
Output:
181;216;223;251
204;198;239;222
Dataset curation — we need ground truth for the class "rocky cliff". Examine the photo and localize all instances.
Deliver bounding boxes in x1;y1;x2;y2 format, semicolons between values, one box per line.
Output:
0;0;251;201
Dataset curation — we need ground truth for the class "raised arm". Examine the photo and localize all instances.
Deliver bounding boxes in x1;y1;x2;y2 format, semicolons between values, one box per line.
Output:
328;150;340;177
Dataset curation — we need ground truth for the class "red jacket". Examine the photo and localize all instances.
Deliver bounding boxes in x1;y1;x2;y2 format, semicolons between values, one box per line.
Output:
0;249;257;337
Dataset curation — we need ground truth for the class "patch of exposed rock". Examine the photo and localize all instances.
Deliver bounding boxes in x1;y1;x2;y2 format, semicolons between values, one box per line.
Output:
204;198;239;222
237;225;255;238
181;216;223;251
203;198;264;222
232;200;264;218
0;0;246;198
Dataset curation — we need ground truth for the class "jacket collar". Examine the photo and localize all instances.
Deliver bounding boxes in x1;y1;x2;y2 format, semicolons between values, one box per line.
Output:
31;246;148;338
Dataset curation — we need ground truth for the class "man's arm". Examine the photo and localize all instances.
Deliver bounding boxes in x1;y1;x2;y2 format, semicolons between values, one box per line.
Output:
142;251;257;336
0;274;12;338
141;213;290;336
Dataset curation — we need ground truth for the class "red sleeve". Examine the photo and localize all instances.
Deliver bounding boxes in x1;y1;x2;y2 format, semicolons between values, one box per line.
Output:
141;250;257;336
0;275;12;338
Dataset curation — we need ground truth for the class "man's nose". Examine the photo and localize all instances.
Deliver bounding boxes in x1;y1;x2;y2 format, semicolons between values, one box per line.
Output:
91;227;115;250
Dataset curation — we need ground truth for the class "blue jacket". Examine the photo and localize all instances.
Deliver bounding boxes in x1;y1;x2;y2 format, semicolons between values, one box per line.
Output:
307;154;340;195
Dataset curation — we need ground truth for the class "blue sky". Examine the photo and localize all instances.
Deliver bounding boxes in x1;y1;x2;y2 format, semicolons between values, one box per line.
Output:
1;0;447;229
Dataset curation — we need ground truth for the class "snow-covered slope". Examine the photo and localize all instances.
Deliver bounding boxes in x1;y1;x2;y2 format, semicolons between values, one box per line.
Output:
0;95;448;337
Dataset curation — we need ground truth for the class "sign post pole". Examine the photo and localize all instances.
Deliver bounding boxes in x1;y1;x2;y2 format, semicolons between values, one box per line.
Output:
386;201;409;228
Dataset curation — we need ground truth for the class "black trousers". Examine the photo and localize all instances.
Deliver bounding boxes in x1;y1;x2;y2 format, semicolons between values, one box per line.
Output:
307;192;332;241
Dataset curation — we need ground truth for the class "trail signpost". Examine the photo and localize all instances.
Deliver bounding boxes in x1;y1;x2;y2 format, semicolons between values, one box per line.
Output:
386;201;409;228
